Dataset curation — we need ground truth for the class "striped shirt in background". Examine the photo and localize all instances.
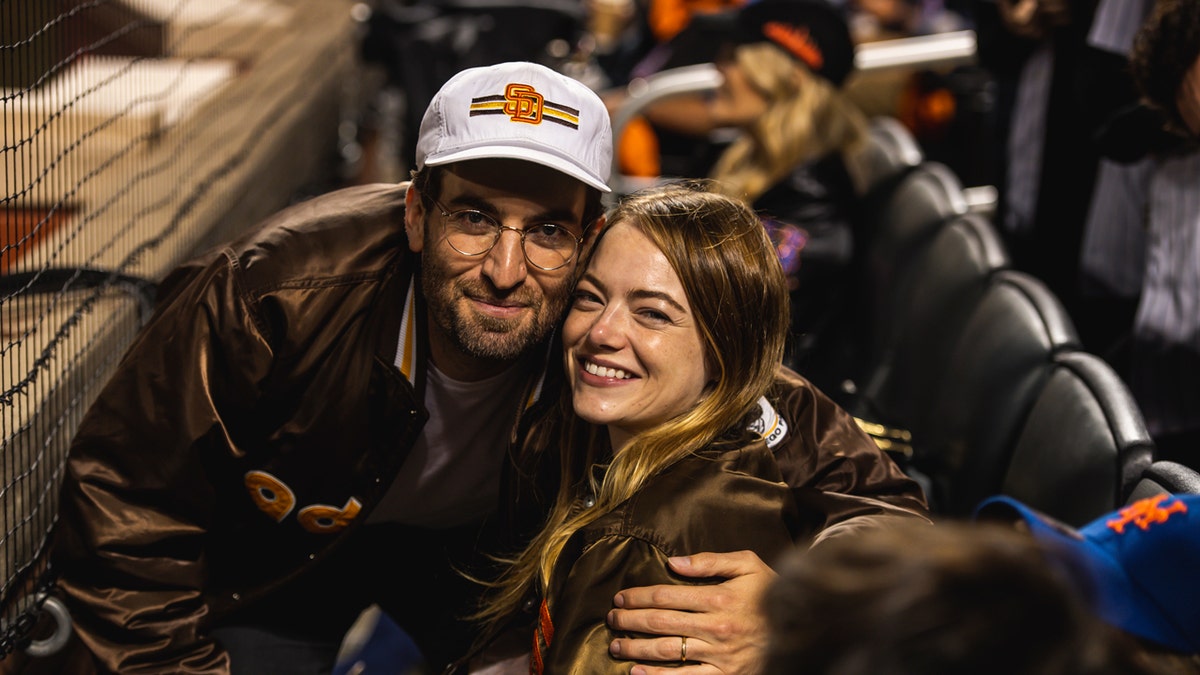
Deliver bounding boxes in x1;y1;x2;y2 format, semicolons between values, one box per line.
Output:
1079;0;1154;299
1133;151;1200;437
1080;159;1152;298
1003;43;1053;236
1080;0;1200;438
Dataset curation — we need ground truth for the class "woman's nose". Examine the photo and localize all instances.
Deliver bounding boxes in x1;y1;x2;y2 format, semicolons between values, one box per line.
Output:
585;308;627;349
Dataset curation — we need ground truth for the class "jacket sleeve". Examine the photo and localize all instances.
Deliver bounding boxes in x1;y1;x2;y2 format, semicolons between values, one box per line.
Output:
51;251;272;674
769;368;932;546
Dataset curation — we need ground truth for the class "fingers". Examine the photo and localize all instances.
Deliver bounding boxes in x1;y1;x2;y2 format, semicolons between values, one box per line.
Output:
614;582;717;614
630;665;720;675
666;550;774;580
609;636;708;663
608;599;767;673
611;638;723;675
607;603;726;638
607;551;775;672
608;550;775;633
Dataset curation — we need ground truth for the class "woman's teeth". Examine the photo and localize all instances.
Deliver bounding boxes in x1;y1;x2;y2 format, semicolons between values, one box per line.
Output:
585;361;631;379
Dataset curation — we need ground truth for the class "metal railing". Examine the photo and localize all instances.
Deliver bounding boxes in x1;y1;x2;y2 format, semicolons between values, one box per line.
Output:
607;30;980;195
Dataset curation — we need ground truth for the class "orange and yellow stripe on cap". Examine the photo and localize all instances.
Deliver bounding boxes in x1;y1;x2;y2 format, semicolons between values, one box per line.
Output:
469;82;581;128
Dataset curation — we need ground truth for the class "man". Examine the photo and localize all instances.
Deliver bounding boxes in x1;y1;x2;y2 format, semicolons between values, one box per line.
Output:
48;61;927;674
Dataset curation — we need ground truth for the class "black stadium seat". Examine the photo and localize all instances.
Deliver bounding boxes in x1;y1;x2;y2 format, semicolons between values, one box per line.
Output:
858;162;969;376
1000;350;1155;526
846;116;924;196
1127;460;1200;502
801;159;967;398
860;213;1010;436
914;270;1080;516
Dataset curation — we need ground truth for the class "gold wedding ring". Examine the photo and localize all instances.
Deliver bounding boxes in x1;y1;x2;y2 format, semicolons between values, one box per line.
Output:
680;636;688;662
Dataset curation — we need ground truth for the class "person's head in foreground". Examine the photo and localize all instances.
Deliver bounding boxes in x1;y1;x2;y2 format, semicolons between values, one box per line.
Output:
405;61;612;374
477;179;790;626
709;0;867;200
763;516;1190;675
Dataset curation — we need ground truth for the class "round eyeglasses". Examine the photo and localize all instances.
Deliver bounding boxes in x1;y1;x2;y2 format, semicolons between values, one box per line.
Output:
425;195;584;271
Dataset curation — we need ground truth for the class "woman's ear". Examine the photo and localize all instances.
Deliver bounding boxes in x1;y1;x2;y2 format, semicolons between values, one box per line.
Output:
404;184;425;253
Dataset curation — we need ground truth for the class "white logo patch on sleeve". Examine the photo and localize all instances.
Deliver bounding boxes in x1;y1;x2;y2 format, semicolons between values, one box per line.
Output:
747;396;788;449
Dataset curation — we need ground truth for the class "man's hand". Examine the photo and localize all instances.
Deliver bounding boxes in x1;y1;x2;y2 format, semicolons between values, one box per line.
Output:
997;0;1071;41
606;551;776;675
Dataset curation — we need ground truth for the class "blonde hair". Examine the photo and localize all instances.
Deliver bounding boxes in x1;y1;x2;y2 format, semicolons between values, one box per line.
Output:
473;181;790;634
709;42;867;202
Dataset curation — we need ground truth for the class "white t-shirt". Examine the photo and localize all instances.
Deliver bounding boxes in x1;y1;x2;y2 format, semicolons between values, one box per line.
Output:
367;360;528;528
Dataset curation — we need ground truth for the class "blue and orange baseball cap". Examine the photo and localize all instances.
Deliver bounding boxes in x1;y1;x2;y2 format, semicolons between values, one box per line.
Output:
975;493;1200;654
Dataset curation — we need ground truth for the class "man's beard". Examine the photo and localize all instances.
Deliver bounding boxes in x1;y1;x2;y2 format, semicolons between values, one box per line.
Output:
421;252;569;363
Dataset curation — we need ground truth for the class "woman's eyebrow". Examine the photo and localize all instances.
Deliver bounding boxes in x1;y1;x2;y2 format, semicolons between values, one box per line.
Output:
579;273;688;314
579;272;608;293
629;288;687;314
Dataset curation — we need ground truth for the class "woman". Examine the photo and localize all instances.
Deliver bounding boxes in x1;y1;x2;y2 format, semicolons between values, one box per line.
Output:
612;0;868;368
470;181;803;673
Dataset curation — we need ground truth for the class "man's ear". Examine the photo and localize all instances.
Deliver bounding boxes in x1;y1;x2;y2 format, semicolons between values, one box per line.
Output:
404;184;425;253
574;213;606;263
584;214;607;245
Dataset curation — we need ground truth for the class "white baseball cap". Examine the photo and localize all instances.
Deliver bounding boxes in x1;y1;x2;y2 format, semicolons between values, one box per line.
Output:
414;62;613;193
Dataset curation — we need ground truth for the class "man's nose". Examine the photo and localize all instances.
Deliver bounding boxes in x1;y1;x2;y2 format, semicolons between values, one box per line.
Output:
481;227;527;290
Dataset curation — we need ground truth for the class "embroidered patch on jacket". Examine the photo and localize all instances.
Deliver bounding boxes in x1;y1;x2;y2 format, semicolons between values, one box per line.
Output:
469;83;580;128
245;470;296;522
243;470;361;534
748;396;789;449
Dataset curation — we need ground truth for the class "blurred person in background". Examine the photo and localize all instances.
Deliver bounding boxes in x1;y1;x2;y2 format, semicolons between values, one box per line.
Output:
606;0;869;368
1123;0;1200;469
974;0;1101;333
1071;0;1158;369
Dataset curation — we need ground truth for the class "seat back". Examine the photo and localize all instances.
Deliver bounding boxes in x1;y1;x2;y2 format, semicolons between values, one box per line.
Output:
1001;350;1155;526
1127;460;1200;502
863;213;1010;429
917;270;1080;515
860;162;969;372
846;116;923;196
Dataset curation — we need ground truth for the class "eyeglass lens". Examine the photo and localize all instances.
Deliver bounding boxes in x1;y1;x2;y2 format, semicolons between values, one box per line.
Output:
442;209;579;270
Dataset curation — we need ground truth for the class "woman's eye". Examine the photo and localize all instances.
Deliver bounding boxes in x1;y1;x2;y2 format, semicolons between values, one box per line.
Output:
639;309;670;323
572;290;601;307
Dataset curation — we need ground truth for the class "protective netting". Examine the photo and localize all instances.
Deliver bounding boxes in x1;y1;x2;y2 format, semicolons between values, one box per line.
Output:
1;0;358;657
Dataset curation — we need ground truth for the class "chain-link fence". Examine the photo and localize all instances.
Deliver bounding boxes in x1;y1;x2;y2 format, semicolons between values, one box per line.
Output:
1;0;359;659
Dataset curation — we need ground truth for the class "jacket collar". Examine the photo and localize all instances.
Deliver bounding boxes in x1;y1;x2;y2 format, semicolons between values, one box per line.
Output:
394;281;420;387
391;270;552;415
